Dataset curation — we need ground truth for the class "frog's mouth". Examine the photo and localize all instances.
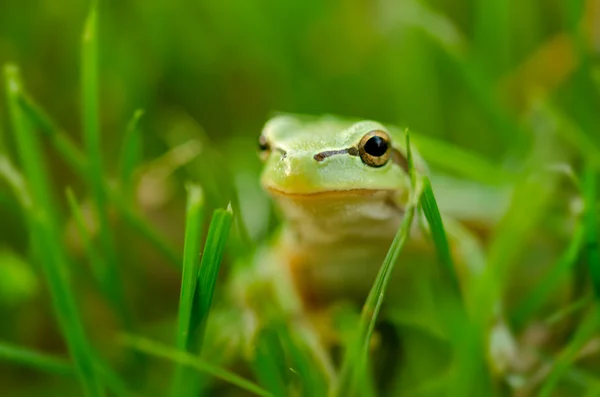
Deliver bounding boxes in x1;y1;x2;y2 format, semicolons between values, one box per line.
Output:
265;187;405;215
266;186;393;199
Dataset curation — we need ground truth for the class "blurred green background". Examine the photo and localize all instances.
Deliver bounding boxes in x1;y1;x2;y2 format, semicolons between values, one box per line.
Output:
1;0;599;396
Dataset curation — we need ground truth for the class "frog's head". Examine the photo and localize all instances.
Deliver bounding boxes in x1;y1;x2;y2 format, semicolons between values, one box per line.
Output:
258;114;413;197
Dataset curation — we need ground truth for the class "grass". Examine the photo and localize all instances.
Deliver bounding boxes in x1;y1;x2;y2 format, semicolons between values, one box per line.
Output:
5;64;105;396
1;1;600;397
335;133;422;396
0;341;74;376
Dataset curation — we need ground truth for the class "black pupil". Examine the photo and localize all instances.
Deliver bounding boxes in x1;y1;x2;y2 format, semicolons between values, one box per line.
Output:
364;136;388;157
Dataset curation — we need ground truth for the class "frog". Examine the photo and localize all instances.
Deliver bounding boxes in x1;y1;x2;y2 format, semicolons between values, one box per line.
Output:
240;113;518;394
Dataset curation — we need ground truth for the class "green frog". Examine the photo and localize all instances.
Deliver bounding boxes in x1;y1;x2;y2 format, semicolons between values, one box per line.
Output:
241;113;518;394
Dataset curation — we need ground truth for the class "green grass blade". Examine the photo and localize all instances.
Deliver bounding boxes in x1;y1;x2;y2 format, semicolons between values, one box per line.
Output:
583;166;600;297
65;187;116;307
81;2;129;327
0;342;130;397
170;183;205;397
276;321;329;396
170;205;232;396
0;155;32;209
5;64;105;396
420;177;460;296
540;307;599;396
17;88;181;267
122;335;272;397
119;109;144;202
0;342;74;376
336;133;421;396
335;201;418;396
193;205;234;347
18;92;87;172
513;225;586;327
410;132;513;185
251;328;288;397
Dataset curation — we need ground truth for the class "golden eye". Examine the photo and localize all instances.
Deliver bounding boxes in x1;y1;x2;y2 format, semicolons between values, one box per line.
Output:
358;130;391;167
258;135;270;161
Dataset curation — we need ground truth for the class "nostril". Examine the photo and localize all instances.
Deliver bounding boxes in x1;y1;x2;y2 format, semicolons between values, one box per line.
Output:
276;148;287;159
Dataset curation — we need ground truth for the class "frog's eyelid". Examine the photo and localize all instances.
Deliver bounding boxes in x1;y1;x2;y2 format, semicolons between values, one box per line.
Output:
313;147;359;162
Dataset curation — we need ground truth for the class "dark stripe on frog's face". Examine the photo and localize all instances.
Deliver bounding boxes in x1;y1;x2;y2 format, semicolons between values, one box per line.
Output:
313;147;359;162
313;146;408;174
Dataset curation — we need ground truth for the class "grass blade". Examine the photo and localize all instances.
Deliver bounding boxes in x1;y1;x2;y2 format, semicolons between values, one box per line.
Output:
18;92;87;172
193;205;234;347
0;155;32;209
65;187;113;303
540;307;599;396
513;225;585;327
5;64;105;396
420;177;460;296
17;84;181;267
583;166;600;297
251;328;288;397
119;109;144;202
170;183;205;397
0;342;74;376
81;2;129;326
410;132;512;185
335;133;421;396
171;204;233;396
122;335;272;397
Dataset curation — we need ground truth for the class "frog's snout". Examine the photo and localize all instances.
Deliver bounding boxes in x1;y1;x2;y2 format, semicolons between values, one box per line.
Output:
266;150;319;192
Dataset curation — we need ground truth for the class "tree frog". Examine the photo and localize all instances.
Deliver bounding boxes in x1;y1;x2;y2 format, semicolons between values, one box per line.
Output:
250;113;516;392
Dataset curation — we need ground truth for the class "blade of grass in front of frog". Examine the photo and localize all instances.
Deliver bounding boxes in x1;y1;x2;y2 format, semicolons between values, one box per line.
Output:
0;341;74;376
118;109;144;203
335;201;418;396
276;320;329;396
419;175;482;394
420;177;461;297
251;327;288;397
82;2;130;328
122;335;272;397
335;133;421;396
170;183;205;397
5;64;105;396
512;224;586;328
17;88;181;267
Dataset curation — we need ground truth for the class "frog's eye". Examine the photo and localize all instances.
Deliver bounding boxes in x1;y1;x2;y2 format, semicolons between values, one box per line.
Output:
258;135;270;161
358;130;391;167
